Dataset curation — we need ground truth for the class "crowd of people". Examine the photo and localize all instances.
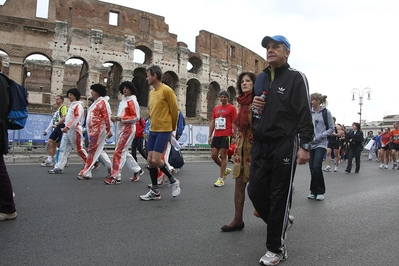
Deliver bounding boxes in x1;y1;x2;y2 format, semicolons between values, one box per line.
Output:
40;66;182;202
322;122;399;172
2;36;399;266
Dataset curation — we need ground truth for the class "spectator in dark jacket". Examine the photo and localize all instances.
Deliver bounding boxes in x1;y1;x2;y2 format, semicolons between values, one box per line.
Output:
0;55;17;221
345;122;364;173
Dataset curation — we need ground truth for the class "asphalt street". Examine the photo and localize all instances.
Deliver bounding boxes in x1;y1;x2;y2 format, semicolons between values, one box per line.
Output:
1;157;399;266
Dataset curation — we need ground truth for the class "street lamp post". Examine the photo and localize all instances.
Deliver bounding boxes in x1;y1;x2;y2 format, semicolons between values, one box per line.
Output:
351;87;371;125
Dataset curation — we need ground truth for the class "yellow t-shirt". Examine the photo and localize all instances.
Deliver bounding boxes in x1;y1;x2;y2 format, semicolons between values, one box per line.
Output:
149;83;178;132
55;105;67;123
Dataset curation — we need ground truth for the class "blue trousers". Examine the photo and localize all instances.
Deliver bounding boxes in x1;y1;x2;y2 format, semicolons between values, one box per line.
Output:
309;147;326;195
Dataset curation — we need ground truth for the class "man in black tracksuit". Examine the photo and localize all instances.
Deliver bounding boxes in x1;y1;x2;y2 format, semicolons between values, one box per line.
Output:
248;35;314;265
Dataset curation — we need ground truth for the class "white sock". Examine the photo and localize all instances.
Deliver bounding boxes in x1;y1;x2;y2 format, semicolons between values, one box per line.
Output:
47;155;53;162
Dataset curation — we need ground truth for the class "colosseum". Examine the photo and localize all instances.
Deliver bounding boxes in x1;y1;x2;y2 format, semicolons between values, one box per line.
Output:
0;0;267;123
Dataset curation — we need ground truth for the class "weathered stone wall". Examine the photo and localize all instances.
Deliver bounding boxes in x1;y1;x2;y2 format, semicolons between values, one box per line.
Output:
0;0;267;124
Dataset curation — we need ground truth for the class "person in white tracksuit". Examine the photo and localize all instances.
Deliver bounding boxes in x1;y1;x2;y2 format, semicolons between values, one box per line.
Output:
78;84;113;179
104;81;142;185
48;88;87;174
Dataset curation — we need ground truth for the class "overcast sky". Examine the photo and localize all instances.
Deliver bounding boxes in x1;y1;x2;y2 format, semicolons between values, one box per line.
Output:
99;0;399;126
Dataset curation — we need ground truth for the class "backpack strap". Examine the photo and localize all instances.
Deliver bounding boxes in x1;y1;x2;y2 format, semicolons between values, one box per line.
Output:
321;108;329;130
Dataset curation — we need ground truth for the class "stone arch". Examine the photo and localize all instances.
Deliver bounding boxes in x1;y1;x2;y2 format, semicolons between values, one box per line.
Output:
207;81;221;120
23;53;52;94
134;45;152;65
162;71;179;91
64;57;89;97
102;61;123;100
227;85;236;104
186;78;201;118
133;67;148;107
188;55;202;74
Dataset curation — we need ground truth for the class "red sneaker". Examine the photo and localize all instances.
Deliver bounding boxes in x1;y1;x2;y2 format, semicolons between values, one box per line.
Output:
104;177;121;185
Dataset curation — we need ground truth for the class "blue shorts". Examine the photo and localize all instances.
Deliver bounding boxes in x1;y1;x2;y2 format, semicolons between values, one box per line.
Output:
147;131;172;153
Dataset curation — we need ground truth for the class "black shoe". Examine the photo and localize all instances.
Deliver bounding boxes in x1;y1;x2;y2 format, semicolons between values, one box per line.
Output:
221;222;245;232
345;169;350;173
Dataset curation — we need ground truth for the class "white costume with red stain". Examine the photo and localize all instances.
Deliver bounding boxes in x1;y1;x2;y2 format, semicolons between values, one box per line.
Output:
79;96;112;178
55;101;87;170
111;95;141;180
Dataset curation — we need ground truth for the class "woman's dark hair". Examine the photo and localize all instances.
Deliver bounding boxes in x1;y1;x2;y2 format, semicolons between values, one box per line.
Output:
353;122;361;130
236;72;256;96
66;88;81;101
146;65;162;81
90;83;107;97
119;81;137;95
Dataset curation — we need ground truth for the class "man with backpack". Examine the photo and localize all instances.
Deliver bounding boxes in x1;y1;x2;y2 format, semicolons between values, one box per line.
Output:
41;95;67;167
0;55;17;221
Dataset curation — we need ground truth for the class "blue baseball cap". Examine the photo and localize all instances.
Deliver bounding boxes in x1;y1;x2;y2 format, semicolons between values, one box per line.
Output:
261;35;290;50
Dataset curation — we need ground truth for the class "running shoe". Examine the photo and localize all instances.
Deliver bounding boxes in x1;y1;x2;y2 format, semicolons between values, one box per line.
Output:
139;189;161;201
104;177;121;185
222;168;232;179
48;168;63;174
169;179;181;197
131;169;144;182
0;212;17;221
214;177;224;187
259;248;287;266
316;194;325;201
41;159;53;167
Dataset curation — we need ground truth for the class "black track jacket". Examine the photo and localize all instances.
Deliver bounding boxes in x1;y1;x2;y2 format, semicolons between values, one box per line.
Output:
252;63;314;145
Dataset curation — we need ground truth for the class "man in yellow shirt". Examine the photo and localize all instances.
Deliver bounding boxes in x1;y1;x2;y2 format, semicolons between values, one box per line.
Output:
41;95;67;166
139;65;180;200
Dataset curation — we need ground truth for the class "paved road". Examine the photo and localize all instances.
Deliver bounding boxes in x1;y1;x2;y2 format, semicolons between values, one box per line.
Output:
1;157;399;266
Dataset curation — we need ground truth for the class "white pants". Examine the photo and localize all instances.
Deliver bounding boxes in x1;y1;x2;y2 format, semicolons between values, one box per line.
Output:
55;128;87;170
79;129;111;178
111;127;140;179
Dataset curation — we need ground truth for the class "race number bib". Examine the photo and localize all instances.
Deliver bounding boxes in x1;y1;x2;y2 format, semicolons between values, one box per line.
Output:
215;117;226;130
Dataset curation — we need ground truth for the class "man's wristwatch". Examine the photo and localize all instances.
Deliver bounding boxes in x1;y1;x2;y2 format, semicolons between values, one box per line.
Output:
300;143;312;151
